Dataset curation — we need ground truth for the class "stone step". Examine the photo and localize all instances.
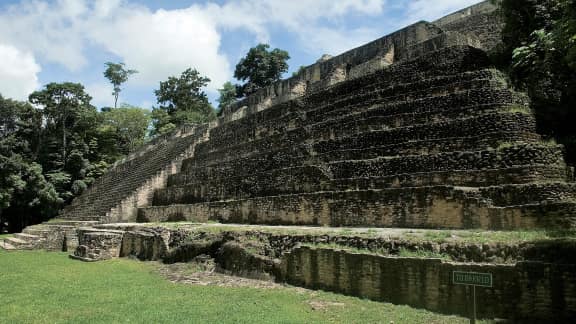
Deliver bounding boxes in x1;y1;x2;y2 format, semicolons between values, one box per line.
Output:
209;73;503;144
4;237;35;249
188;110;536;170
60;126;209;219
171;144;565;189
203;88;526;154
156;165;570;205
22;228;51;236
141;182;576;230
0;240;16;250
194;107;533;166
46;220;99;226
217;50;497;140
14;233;42;242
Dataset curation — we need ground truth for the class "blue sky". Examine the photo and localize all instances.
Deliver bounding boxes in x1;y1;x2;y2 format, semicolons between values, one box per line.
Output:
0;0;481;109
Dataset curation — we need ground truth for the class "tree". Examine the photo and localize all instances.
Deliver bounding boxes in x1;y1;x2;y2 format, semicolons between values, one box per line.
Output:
29;83;94;168
0;95;59;232
217;81;237;111
104;62;138;108
497;0;576;163
234;44;290;97
152;68;215;135
98;104;150;157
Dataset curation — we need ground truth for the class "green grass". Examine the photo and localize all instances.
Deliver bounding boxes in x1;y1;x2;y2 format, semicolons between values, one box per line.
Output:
301;243;452;261
0;249;484;323
404;229;576;244
141;222;576;245
397;248;451;260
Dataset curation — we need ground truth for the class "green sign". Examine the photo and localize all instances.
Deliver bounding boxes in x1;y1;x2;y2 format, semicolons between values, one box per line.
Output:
453;271;492;287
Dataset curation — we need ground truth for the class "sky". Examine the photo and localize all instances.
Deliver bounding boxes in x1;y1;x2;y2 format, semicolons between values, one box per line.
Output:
0;0;482;109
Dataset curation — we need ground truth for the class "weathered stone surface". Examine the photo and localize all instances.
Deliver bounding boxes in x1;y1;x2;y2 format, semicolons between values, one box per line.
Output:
280;246;576;322
24;1;574;231
60;224;576;322
59;125;209;222
136;40;576;230
71;228;124;261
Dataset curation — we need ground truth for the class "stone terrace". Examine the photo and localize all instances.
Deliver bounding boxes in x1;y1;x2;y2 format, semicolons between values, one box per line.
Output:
139;42;576;229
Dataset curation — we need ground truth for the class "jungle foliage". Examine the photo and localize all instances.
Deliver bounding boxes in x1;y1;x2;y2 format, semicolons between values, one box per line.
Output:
0;86;150;232
497;0;576;163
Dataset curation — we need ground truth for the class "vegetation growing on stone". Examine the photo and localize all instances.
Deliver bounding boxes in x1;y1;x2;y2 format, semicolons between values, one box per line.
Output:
497;0;576;164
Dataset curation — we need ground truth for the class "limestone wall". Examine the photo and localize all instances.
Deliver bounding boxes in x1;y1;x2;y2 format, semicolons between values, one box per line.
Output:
140;184;576;229
281;246;576;322
139;43;576;230
434;1;503;52
219;22;482;122
70;225;576;322
219;1;499;123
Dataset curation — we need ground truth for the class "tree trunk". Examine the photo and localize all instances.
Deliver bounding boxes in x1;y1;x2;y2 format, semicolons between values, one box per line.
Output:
62;121;67;168
114;93;119;109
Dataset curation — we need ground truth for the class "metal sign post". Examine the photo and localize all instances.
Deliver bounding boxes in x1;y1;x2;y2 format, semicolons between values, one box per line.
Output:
453;271;493;324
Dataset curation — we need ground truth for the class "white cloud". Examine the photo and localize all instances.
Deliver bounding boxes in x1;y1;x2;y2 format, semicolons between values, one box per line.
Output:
0;43;40;101
88;6;231;90
86;82;114;109
0;0;479;99
404;0;483;23
204;0;387;56
0;0;88;71
0;0;232;92
0;0;390;93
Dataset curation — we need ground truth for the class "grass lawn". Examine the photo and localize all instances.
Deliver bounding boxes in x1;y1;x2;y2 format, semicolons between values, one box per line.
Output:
0;249;488;324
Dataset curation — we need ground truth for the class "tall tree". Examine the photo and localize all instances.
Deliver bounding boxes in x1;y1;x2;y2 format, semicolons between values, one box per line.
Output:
217;81;237;111
104;62;138;108
234;43;290;97
152;68;215;135
0;95;59;232
29;83;94;167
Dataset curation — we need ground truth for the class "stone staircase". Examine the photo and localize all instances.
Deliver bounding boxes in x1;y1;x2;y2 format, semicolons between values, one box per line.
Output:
60;124;209;223
0;233;44;250
1;220;99;251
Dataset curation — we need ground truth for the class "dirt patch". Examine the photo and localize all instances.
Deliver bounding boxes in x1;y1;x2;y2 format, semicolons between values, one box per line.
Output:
308;300;346;311
155;259;284;289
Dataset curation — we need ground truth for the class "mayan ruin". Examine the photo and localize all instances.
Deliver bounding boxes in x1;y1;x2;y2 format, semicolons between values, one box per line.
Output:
1;1;575;322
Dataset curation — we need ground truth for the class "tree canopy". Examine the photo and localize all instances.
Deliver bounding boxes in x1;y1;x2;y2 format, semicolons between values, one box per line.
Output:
152;68;215;135
1;83;151;232
104;62;138;108
217;81;237;111
98;104;151;158
28;82;95;168
0;95;59;232
234;44;290;97
497;0;576;163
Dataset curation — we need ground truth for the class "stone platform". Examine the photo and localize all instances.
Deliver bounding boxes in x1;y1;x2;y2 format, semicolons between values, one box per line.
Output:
57;222;576;322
